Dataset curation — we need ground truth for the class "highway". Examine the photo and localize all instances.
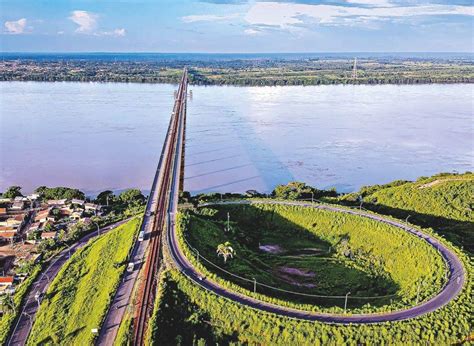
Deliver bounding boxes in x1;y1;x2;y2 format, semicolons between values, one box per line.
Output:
7;218;131;346
166;200;466;324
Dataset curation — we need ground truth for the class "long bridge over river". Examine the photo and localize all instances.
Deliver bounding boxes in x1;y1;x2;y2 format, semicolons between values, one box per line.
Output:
99;69;465;345
9;69;465;346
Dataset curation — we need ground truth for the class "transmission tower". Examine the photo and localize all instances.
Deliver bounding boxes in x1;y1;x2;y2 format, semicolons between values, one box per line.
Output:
351;57;358;80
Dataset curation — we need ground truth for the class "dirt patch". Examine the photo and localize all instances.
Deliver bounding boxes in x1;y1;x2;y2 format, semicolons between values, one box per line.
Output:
418;178;471;189
279;266;316;278
259;244;284;254
275;266;317;288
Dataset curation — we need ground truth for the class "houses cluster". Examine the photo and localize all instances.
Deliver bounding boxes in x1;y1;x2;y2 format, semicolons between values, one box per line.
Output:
0;195;102;244
0;195;37;244
0;195;104;302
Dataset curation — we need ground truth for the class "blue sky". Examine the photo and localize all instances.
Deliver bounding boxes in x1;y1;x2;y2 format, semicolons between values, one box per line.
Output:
0;0;473;52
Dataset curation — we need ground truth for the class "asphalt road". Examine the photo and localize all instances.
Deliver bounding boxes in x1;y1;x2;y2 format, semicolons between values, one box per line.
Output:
97;129;171;345
167;200;466;324
7;218;131;346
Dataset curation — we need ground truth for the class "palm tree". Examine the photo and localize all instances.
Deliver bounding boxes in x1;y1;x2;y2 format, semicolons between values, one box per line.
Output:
216;242;235;263
2;294;15;314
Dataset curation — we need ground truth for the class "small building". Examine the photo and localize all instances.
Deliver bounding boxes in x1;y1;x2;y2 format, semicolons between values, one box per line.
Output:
0;226;16;233
10;201;25;210
5;218;21;228
46;199;67;206
71;210;84;220
0;276;15;295
60;207;73;217
71;199;85;206
84;203;100;214
29;222;41;233
0;208;7;215
27;193;40;200
0;232;16;241
41;231;57;240
35;209;55;223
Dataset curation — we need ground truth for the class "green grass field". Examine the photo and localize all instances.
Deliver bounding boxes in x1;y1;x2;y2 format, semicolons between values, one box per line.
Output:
27;218;139;345
149;263;472;345
341;172;474;254
182;203;445;312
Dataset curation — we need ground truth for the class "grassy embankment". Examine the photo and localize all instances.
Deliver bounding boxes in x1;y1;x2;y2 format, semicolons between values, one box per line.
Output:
180;203;445;313
27;218;139;345
149;258;471;345
340;172;474;254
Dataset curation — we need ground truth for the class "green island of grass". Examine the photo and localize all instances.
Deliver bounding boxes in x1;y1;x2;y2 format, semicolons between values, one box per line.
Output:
178;203;446;313
27;218;139;345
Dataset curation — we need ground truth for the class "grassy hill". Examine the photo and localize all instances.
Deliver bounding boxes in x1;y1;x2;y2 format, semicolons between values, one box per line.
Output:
340;172;473;254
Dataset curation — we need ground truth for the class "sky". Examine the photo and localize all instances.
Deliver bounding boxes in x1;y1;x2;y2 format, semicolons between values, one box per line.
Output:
0;0;473;53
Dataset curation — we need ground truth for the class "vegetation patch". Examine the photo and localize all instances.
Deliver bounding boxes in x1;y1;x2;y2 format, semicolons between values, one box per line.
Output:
0;265;41;345
27;218;139;345
340;172;474;254
150;264;472;344
180;203;447;312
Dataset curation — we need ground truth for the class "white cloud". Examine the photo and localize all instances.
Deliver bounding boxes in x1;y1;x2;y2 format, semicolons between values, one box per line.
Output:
4;18;28;34
99;28;126;37
182;14;239;23
69;10;98;34
68;10;126;37
244;2;474;28
346;0;393;7
244;28;262;35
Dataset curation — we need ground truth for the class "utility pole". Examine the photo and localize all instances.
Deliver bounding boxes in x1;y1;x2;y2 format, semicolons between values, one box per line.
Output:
225;212;230;232
311;191;314;203
406;215;411;224
352;58;358;80
253;278;257;293
344;292;351;313
94;222;100;237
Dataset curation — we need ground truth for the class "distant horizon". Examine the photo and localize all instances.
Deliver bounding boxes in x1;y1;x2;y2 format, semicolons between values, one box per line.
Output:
1;51;473;54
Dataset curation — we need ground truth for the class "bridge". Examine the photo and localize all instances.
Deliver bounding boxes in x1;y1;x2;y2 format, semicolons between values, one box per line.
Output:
97;69;188;346
100;68;465;344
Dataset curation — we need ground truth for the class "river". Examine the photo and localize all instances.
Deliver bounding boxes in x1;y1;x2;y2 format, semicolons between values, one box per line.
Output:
0;82;472;195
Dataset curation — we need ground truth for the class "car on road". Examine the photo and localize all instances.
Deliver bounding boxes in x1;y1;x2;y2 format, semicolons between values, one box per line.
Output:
127;262;135;272
138;231;145;241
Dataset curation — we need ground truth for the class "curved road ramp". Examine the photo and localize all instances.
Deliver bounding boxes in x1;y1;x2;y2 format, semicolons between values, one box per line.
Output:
167;200;466;324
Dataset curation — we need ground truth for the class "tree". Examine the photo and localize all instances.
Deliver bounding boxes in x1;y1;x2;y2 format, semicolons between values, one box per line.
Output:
34;186;85;200
119;189;145;206
2;294;15;314
272;181;337;200
2;186;23;199
216;242;235;263
96;190;115;205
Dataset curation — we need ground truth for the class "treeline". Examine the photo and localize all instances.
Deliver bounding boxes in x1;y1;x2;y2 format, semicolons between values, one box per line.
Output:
2;58;473;86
